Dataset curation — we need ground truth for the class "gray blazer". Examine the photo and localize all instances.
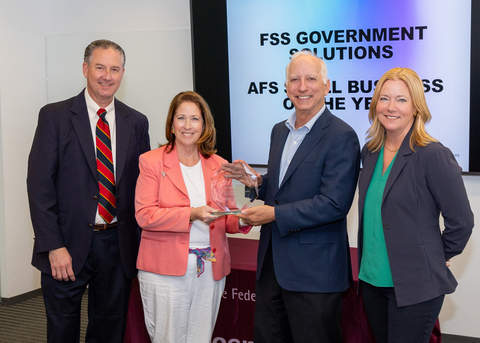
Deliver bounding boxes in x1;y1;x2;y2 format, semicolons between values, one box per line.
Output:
358;128;473;307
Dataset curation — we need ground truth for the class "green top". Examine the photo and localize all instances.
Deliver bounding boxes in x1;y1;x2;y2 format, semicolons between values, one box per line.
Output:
358;147;396;287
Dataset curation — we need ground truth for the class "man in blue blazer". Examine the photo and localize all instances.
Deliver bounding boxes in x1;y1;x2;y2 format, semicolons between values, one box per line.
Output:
233;51;360;342
27;40;150;343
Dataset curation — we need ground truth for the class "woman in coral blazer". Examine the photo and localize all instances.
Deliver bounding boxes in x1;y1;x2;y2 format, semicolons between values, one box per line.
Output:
135;91;251;343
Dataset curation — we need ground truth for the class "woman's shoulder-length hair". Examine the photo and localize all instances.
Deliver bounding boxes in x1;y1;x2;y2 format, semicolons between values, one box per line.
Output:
366;67;437;152
162;91;217;158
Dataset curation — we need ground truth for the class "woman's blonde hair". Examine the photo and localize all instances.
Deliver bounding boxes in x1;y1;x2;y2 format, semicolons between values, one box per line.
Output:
366;67;437;152
162;91;217;157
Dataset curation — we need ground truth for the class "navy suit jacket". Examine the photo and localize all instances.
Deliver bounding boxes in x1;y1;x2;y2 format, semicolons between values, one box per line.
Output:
27;90;151;279
358;129;473;307
257;108;360;293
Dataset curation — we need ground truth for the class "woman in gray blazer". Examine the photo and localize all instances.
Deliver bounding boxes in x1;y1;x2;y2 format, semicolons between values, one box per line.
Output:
358;67;473;343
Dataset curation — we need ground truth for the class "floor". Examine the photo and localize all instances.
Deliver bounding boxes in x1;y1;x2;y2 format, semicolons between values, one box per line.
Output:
0;294;479;342
0;294;87;343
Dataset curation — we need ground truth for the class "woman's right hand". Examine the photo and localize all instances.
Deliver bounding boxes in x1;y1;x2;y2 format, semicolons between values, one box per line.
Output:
190;206;220;224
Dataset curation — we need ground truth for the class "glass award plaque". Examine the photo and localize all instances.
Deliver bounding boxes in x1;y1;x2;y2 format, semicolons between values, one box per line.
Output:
210;164;258;216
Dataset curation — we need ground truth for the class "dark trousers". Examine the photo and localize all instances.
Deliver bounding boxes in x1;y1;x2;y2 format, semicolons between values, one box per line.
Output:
41;228;131;343
360;280;444;343
254;240;343;343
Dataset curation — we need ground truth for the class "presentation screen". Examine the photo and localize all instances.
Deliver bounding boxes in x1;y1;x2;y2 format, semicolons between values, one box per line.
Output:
191;0;480;173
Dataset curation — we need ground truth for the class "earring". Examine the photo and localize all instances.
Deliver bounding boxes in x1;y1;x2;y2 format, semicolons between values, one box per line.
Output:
172;128;174;133
414;111;418;117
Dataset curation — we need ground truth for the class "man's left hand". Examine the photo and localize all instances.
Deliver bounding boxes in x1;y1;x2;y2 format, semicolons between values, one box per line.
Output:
237;205;275;226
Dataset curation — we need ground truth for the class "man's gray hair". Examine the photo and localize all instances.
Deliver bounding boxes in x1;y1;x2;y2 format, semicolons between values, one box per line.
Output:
84;39;126;67
285;50;328;86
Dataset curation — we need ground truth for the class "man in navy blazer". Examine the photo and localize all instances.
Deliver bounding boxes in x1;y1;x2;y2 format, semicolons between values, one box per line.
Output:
27;40;150;343
232;51;360;342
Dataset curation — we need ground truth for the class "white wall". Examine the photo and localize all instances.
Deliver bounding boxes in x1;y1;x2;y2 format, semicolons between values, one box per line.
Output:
0;0;48;299
44;0;194;149
0;0;479;339
439;176;480;337
0;0;193;299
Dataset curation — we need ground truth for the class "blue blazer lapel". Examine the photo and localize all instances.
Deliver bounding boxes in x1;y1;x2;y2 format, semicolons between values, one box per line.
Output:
279;109;331;189
115;100;132;185
70;91;97;179
269;122;290;194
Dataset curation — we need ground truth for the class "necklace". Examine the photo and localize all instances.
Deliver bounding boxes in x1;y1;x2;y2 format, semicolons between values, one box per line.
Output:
384;145;399;153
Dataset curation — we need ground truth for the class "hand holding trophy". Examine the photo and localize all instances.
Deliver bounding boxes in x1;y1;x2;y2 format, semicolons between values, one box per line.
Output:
210;162;258;216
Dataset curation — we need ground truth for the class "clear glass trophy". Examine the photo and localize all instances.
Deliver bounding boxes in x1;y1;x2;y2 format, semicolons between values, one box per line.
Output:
210;163;258;216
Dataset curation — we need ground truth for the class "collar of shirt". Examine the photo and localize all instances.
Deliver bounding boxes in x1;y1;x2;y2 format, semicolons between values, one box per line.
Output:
285;103;326;133
279;104;327;187
84;88;116;127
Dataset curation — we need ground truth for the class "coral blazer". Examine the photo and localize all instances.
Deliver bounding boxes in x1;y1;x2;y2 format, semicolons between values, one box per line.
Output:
135;145;249;280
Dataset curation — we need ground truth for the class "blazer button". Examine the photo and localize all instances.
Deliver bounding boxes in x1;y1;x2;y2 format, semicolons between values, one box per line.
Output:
275;200;279;205
212;248;217;253
88;224;94;228
384;224;390;230
210;224;215;230
93;195;98;200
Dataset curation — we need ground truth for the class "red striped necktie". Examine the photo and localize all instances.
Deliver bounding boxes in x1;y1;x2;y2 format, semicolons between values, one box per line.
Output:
96;108;116;223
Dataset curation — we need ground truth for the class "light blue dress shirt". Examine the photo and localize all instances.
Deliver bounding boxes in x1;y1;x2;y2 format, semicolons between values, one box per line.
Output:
278;105;326;187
